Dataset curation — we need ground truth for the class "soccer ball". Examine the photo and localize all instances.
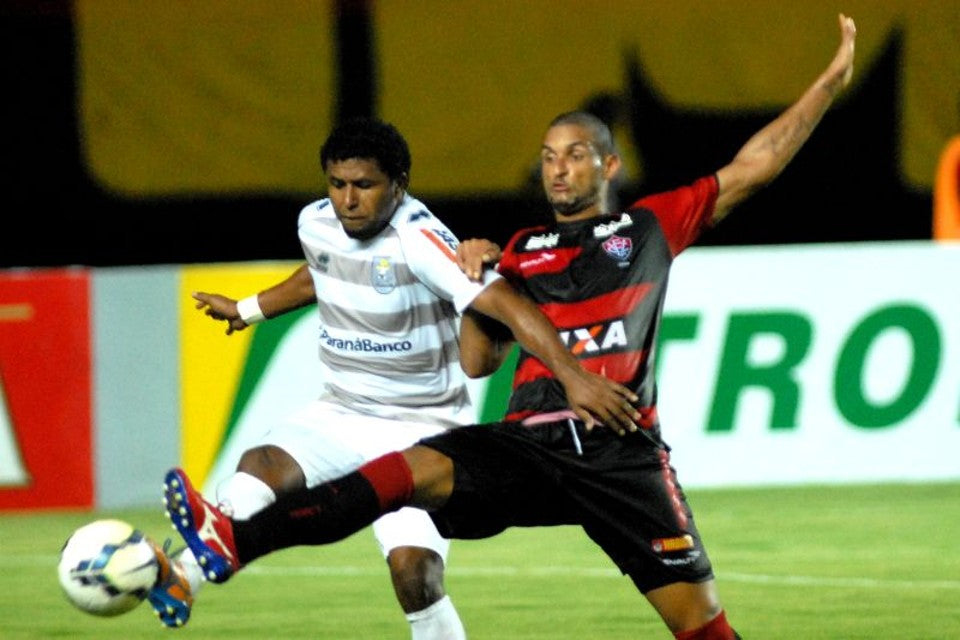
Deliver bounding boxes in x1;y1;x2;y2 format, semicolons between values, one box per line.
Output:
57;519;159;617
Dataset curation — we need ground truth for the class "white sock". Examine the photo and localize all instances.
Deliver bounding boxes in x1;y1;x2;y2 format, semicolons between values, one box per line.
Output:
215;471;277;519
405;595;466;640
174;547;206;595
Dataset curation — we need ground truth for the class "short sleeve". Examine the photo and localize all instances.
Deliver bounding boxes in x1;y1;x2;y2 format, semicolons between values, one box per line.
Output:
401;221;502;313
628;175;718;256
496;226;545;291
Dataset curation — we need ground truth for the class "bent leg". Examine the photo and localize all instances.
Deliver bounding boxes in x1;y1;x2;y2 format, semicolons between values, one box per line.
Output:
388;546;465;640
373;457;463;639
375;499;464;639
388;546;448;613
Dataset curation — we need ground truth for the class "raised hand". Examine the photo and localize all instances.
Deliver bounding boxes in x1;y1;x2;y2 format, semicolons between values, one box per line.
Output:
828;14;857;93
192;291;249;335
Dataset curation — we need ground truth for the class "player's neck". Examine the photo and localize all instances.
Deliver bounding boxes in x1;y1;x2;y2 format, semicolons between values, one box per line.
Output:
553;203;606;224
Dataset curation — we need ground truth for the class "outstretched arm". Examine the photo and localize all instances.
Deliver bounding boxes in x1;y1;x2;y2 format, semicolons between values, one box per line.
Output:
193;263;316;335
713;14;857;222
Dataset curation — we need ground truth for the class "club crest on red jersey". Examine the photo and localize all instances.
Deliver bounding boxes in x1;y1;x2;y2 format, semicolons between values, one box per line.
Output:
602;234;633;264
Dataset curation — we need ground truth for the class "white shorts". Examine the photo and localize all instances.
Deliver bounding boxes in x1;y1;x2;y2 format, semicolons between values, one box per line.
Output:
259;399;455;561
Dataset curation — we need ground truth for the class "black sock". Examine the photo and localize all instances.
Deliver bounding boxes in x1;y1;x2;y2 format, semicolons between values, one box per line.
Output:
233;470;382;564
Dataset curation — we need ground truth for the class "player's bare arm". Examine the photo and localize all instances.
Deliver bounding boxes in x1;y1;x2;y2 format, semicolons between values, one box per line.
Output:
468;279;640;434
713;13;856;222
192;263;316;335
459;308;516;379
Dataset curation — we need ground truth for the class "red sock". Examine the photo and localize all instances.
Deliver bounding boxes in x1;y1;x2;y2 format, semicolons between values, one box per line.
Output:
674;611;737;640
358;451;415;511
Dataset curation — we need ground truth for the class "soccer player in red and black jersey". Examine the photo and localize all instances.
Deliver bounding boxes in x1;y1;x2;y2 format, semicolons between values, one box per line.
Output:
162;15;856;640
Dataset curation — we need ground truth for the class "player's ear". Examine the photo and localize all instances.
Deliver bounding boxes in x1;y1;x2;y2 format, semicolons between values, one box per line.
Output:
393;173;409;198
602;154;622;181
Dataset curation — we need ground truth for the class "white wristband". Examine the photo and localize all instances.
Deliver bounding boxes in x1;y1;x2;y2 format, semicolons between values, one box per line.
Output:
236;295;266;325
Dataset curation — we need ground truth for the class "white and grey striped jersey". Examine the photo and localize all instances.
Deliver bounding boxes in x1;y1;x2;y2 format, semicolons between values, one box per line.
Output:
298;194;500;428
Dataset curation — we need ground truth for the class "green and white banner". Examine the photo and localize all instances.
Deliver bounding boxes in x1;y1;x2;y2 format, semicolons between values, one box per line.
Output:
658;241;960;486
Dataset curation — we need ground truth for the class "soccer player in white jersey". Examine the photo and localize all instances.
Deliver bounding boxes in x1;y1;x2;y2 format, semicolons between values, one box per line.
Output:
147;117;640;637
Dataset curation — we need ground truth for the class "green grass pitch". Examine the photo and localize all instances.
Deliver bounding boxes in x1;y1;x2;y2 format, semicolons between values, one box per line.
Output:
2;481;958;639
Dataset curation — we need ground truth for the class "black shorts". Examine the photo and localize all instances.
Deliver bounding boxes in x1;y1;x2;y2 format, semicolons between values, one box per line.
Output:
419;418;714;593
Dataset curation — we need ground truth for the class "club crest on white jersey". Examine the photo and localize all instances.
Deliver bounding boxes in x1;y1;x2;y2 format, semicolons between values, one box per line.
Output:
371;256;397;293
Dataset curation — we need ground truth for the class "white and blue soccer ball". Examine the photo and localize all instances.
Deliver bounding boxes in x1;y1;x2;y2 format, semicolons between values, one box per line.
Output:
57;519;159;617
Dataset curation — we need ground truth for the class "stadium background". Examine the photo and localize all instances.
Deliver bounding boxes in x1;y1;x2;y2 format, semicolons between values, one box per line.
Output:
3;0;959;270
1;1;958;511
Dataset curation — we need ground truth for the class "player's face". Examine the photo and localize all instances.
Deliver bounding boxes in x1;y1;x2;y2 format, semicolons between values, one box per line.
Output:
325;158;405;240
540;124;606;221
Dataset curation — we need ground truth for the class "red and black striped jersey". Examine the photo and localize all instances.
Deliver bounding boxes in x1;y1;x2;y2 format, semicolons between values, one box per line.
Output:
497;175;719;425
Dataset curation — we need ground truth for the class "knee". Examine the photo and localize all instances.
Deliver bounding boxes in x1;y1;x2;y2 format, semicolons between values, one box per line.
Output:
402;446;454;508
387;547;446;613
236;445;305;493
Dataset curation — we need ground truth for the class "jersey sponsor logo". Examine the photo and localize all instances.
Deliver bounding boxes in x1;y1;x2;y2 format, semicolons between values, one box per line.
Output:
319;329;413;353
593;213;633;238
602;234;633;264
519;252;556;270
524;232;559;250
371;256;397;293
420;228;458;261
514;246;582;277
559;319;628;355
657;550;703;566
408;210;430;222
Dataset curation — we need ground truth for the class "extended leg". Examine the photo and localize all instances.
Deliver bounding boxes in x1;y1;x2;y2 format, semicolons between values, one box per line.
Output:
163;446;455;578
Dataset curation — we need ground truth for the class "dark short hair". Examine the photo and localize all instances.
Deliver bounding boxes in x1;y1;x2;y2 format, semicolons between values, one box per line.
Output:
320;117;412;181
548;111;615;157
